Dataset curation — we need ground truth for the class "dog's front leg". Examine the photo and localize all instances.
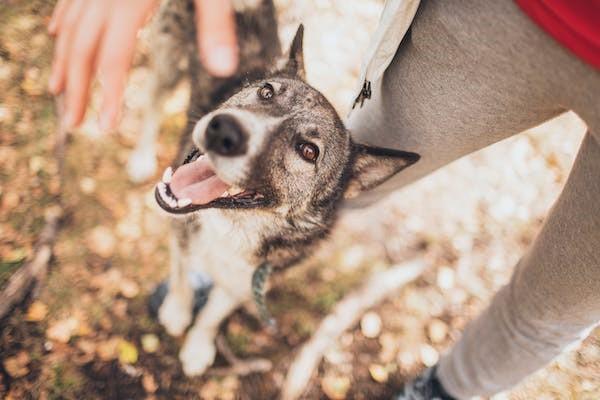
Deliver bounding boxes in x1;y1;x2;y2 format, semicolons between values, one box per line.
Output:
158;227;195;336
179;286;243;376
126;0;189;183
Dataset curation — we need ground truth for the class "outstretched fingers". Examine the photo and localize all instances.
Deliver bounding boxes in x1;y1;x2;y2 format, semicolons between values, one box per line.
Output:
195;0;238;77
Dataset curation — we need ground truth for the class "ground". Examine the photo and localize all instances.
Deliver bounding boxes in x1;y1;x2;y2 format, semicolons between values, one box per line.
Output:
0;0;598;399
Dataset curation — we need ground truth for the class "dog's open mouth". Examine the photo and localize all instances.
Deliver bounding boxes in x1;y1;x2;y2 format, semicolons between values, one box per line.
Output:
154;149;270;214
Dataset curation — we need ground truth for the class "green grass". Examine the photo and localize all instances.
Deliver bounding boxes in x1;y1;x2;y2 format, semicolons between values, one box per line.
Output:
0;258;25;289
49;363;82;400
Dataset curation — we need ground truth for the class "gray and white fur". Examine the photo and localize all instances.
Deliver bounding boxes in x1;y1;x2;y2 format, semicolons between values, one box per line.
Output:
147;0;419;376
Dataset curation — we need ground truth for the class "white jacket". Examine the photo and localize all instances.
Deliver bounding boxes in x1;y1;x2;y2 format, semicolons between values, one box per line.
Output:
351;0;420;110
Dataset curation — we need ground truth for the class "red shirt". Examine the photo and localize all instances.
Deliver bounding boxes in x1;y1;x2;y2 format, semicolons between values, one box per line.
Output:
515;0;600;69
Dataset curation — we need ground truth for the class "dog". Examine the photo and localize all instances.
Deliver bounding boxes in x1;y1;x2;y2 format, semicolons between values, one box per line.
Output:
145;0;419;376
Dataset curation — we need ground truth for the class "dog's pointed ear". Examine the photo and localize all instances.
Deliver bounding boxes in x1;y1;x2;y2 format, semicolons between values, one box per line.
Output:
344;144;420;199
279;24;305;79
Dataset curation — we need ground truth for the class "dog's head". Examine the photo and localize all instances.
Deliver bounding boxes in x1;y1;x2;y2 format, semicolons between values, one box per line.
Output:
156;25;419;217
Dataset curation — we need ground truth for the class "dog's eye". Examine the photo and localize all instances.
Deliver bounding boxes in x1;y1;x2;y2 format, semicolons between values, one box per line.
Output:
258;83;274;100
297;142;319;162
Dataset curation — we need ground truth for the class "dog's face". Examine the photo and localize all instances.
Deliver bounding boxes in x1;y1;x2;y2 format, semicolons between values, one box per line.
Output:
156;25;419;217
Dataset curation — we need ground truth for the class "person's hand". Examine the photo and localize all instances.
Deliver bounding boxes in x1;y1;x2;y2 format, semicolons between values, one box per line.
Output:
48;0;238;131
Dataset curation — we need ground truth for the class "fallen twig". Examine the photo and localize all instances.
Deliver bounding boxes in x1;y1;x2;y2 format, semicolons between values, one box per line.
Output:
0;97;67;320
0;211;61;320
208;334;273;377
281;260;427;400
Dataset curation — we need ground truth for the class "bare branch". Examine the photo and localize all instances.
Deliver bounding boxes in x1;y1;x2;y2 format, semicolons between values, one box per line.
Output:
0;97;67;320
282;260;427;400
0;213;61;319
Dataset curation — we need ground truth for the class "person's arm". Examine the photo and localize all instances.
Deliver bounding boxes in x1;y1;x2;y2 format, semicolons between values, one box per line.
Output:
48;0;238;131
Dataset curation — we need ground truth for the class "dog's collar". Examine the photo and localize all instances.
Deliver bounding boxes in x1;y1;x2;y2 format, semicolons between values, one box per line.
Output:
252;262;276;333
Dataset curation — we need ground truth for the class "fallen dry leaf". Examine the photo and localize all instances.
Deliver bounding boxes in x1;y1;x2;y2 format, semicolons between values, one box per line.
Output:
79;177;96;194
77;320;92;337
76;339;97;354
21;67;44;96
4;247;28;263
420;344;439;367
397;350;418;371
119;278;140;298
113;299;128;318
86;226;116;258
90;268;122;294
427;319;448;344
321;374;351;400
368;363;389;383
199;376;239;400
360;311;382;339
97;337;120;361
141;334;160;353
25;301;48;322
3;351;30;378
46;317;79;343
118;339;139;364
324;348;351;365
28;155;45;174
142;373;158;393
200;380;221;400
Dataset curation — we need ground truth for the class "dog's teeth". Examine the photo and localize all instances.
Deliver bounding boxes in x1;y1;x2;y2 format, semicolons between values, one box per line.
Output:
157;183;169;203
158;183;177;208
158;183;171;205
221;191;230;197
162;166;173;184
177;198;192;208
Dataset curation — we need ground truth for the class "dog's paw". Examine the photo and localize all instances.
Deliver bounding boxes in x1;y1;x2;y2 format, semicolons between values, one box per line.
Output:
158;294;192;337
179;330;216;376
127;149;157;183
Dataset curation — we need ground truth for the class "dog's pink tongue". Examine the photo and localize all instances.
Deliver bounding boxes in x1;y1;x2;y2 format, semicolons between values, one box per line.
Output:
170;157;229;204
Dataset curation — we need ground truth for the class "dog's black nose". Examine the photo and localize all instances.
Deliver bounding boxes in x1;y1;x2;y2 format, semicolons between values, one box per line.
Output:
204;114;247;156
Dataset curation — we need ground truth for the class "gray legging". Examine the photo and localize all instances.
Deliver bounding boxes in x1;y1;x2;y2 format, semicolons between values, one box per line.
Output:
346;0;600;398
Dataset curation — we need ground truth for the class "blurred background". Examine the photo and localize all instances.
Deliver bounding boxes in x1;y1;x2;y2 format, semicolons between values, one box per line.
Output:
1;0;598;399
